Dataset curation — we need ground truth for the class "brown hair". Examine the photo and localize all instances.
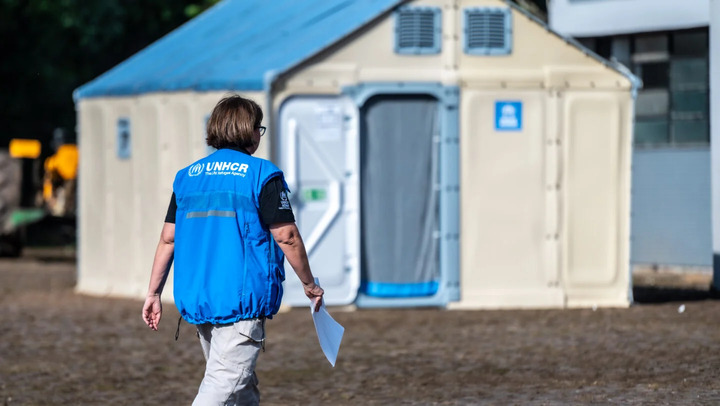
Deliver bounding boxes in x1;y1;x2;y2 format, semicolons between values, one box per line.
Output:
206;95;263;150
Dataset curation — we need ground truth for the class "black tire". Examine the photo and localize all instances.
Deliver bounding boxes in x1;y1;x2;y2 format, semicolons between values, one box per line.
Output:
0;228;23;257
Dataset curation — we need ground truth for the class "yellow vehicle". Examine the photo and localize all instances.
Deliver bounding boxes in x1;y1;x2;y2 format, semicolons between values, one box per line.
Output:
42;144;78;217
0;139;78;256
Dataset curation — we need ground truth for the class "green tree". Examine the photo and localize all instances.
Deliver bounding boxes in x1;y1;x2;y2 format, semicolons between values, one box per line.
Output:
0;0;219;148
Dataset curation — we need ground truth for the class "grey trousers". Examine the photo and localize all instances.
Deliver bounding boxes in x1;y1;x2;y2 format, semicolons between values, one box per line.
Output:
193;319;265;406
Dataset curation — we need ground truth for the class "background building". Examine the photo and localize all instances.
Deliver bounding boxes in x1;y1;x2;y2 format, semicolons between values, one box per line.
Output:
549;0;715;276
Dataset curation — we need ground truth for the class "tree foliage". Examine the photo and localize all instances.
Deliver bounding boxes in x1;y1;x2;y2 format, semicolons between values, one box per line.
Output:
0;0;220;147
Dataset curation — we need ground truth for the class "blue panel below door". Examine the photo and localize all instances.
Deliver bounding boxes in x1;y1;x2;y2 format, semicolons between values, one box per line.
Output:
361;281;439;297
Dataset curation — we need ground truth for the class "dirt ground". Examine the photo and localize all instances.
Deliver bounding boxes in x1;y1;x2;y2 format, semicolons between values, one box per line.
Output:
2;251;720;405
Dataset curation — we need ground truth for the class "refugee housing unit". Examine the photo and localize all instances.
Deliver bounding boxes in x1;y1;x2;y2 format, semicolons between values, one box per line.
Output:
74;0;637;309
549;0;716;279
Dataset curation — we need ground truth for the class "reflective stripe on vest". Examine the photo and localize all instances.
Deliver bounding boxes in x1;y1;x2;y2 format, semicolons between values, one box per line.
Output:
186;210;236;218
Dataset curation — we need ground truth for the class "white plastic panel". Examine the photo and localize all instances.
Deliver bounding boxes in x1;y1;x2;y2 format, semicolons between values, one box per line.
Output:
278;96;360;306
563;95;620;286
560;91;632;309
461;91;548;289
76;103;106;294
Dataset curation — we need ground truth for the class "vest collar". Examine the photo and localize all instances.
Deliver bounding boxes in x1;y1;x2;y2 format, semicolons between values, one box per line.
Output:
223;146;250;155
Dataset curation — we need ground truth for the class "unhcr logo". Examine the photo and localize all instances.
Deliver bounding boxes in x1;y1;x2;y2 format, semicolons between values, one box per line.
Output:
188;163;205;177
204;161;249;177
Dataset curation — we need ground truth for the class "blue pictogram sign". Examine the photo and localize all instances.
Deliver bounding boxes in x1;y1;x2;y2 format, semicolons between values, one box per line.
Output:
495;101;522;131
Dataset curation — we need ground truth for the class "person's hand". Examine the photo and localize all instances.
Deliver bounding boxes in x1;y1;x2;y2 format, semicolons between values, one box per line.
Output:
303;282;324;312
142;294;162;331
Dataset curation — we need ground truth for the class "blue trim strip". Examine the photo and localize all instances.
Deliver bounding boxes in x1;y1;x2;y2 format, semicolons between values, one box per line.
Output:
362;281;439;298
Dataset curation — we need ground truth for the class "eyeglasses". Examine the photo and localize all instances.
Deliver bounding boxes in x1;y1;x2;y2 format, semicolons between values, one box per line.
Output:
256;126;266;136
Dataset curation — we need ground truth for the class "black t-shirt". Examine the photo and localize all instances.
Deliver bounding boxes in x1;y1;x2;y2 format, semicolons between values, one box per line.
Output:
164;175;295;226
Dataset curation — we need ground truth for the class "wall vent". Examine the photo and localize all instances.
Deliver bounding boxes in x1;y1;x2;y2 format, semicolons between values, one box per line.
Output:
394;6;441;55
464;7;512;55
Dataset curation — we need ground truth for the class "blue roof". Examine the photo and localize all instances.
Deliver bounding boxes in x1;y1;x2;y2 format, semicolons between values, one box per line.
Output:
74;0;403;100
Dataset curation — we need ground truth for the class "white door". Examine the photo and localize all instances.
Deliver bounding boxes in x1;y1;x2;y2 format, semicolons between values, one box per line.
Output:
278;96;360;306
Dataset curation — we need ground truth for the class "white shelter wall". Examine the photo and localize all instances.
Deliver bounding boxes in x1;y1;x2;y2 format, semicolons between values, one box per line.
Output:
76;102;107;295
561;91;632;307
458;89;564;308
134;102;163;298
461;90;545;287
102;99;133;296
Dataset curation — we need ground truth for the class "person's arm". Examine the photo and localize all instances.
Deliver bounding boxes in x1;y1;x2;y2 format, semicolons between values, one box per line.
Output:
142;222;175;331
269;222;324;311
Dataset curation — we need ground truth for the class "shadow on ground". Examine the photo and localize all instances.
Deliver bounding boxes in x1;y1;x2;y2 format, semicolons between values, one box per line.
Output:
632;286;717;304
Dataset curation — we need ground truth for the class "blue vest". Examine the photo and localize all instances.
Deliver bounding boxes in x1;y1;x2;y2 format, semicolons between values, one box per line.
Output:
172;149;287;324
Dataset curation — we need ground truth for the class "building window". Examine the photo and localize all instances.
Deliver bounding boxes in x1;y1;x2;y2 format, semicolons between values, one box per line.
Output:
636;29;708;146
669;54;709;143
117;118;131;159
463;7;512;55
394;6;442;55
584;29;709;147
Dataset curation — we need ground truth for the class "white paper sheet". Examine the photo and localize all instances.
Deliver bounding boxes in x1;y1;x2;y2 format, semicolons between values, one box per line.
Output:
310;278;345;367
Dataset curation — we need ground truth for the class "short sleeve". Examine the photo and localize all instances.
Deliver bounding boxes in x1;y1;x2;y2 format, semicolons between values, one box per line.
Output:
259;176;295;226
164;193;177;223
